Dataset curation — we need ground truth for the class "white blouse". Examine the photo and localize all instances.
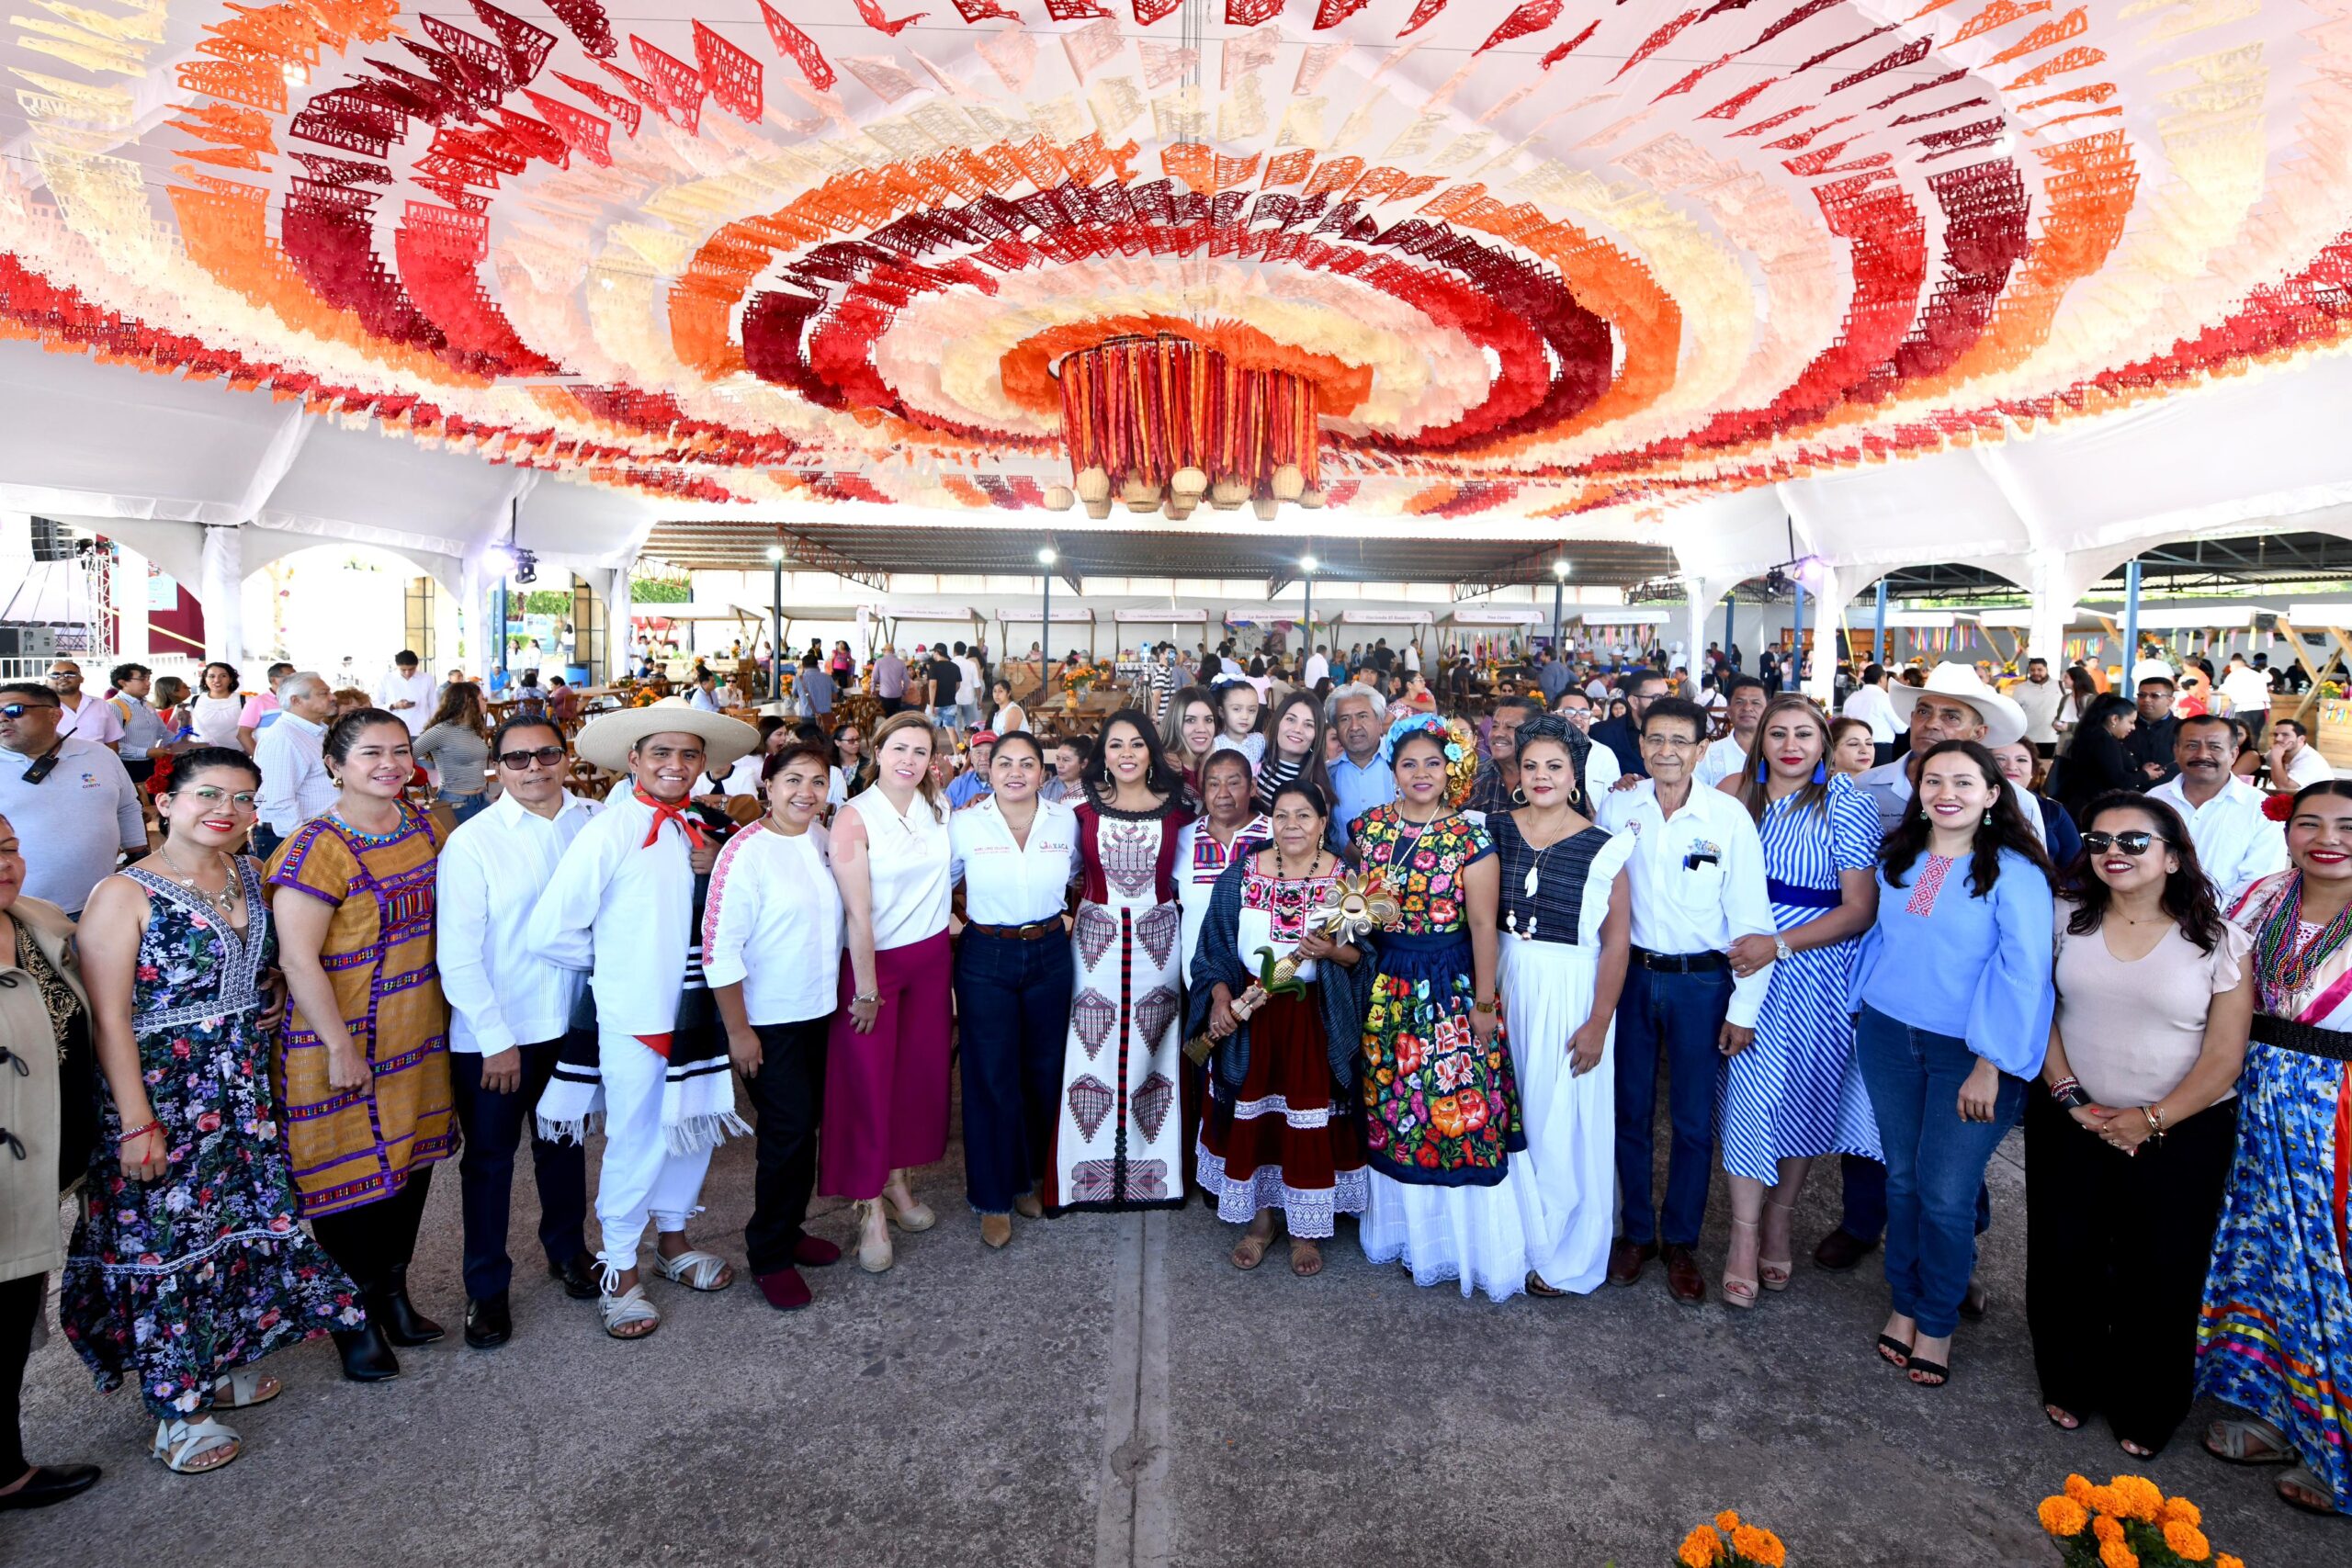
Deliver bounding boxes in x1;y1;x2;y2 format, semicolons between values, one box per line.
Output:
1173;815;1271;972
703;822;843;1025
842;785;952;951
951;795;1080;926
189;694;243;747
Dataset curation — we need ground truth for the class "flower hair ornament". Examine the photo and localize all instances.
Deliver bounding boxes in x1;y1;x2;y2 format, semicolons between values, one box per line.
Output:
1378;712;1458;768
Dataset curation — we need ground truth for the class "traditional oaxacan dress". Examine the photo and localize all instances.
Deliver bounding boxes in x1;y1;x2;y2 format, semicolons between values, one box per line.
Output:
1493;814;1636;1295
1718;776;1883;1182
266;806;455;1217
1186;853;1373;1237
2199;870;2352;1509
1046;795;1193;1212
1352;804;1545;1300
62;862;359;1418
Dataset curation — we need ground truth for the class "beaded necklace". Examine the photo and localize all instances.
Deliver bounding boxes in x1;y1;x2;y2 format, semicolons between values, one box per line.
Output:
2250;873;2352;1009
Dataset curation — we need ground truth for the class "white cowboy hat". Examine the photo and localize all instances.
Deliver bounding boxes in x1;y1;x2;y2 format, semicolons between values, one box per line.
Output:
1888;662;2029;747
575;697;757;773
2130;658;2177;688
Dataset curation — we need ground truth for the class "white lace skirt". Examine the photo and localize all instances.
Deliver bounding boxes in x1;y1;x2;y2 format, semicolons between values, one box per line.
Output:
1502;934;1617;1294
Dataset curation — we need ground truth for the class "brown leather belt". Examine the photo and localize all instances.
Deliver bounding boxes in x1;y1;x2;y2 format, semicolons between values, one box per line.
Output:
966;919;1061;942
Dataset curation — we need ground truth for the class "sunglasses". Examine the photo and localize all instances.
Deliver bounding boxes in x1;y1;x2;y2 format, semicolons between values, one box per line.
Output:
0;702;60;718
497;745;568;770
2082;830;2166;856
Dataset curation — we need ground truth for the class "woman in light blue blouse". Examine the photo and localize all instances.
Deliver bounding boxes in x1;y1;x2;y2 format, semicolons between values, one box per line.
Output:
1846;738;2055;1391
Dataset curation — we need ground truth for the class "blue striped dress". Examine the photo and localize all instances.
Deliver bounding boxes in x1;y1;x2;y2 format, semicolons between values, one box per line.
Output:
1718;775;1883;1181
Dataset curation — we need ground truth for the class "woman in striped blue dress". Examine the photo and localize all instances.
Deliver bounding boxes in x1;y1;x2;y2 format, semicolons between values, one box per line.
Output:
1716;695;1884;1307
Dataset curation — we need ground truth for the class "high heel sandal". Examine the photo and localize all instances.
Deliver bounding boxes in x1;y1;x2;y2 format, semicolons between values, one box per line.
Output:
1722;1217;1760;1310
1760;1198;1797;1292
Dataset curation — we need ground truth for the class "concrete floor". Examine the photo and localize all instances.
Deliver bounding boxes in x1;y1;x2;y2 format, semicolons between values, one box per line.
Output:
6;1121;2341;1568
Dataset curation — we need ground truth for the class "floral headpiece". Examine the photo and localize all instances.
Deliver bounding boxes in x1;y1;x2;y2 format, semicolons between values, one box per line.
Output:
1379;713;1463;768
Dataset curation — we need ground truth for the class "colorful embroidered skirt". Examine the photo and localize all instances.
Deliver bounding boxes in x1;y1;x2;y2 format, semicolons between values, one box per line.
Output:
1360;931;1521;1188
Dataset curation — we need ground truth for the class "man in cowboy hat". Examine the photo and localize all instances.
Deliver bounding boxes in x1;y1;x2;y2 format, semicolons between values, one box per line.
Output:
1821;660;2040;1287
2126;659;2181;786
529;698;766;1340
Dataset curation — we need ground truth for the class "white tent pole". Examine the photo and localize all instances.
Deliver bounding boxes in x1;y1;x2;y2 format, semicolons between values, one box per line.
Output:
200;523;244;668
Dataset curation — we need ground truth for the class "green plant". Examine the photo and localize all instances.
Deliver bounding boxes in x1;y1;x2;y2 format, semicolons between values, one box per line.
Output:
630;575;689;604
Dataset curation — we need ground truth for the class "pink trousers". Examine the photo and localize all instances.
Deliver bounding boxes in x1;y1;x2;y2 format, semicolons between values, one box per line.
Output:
819;929;954;1201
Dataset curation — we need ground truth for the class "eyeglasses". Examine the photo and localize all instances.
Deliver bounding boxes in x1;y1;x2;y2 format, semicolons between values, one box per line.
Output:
0;703;60;719
1641;733;1702;750
497;745;568;770
2082;830;2165;856
176;785;259;811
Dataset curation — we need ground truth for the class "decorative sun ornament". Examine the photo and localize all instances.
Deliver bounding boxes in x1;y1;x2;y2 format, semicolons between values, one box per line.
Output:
1049;333;1323;521
1309;870;1399;946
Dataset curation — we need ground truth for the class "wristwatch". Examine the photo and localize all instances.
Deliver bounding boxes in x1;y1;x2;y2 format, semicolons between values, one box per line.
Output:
1772;935;1792;964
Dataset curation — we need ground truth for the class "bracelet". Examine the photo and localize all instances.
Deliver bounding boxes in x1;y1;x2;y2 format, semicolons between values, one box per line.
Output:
2048;1076;2080;1097
1472;999;1497;1017
2143;1103;2167;1143
117;1121;162;1144
852;992;880;1006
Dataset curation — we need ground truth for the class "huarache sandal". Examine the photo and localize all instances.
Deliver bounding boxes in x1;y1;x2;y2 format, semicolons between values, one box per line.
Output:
599;1284;661;1340
2206;1416;2293;1464
152;1416;240;1474
2278;1466;2340;1514
209;1367;280;1409
648;1249;734;1292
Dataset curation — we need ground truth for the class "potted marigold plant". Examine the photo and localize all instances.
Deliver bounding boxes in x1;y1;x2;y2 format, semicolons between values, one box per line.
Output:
1675;1510;1786;1567
2036;1472;2245;1568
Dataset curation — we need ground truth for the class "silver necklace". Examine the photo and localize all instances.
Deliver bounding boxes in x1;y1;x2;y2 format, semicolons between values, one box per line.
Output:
157;847;238;918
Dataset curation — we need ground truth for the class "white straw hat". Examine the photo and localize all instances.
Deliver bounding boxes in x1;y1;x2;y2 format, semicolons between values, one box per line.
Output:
1887;662;2029;748
574;697;757;773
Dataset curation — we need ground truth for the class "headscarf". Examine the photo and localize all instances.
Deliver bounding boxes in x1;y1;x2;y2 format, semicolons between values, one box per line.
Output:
1510;713;1593;817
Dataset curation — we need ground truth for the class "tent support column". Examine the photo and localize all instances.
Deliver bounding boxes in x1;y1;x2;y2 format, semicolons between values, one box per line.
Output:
1873;579;1889;668
200;523;245;668
2123;559;2143;673
605;558;634;684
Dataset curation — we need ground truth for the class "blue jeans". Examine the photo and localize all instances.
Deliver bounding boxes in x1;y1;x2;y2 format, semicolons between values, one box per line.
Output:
1851;1005;2026;1337
954;930;1074;1214
1837;1154;1990;1244
440;790;489;826
1614;963;1731;1248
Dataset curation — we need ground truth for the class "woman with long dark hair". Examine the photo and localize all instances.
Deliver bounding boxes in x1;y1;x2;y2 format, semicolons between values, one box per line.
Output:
413;681;491;826
1252;691;1332;814
2198;779;2352;1514
1716;695;1883;1307
1847;739;2054;1389
189;661;244;750
1044;710;1193;1211
2054;694;2142;824
2031;791;2250;1458
1159;685;1219;795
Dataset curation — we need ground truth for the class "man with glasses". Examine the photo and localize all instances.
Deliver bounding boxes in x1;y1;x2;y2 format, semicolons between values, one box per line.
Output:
1588;669;1667;783
46;661;123;752
434;716;601;1347
103;663;168;787
1552;688;1622;800
1596;695;1775;1304
250;673;337;862
2148;713;2287;903
0;681;145;913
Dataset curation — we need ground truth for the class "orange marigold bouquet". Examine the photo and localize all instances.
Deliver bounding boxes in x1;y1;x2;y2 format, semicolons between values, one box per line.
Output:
2037;1473;2244;1568
1675;1510;1788;1568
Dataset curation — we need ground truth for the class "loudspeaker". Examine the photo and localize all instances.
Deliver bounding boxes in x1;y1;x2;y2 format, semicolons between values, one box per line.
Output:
28;516;74;561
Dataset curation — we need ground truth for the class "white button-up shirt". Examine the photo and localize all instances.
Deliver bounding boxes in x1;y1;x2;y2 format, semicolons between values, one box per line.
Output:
1597;779;1777;1028
702;820;842;1025
529;790;697;1034
253;712;334;836
951;795;1080;926
1695;731;1752;789
436;790;599;1054
375;670;435;734
1842;682;1898;745
2147;774;2288;903
54;692;124;748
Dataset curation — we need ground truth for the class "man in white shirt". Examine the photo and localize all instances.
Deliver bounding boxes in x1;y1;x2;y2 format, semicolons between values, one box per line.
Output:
46;661;124;751
1551;688;1621;799
2267;717;2335;792
0;681;145;913
1402;641;1420;675
2011;657;2062;759
953;642;984;733
530;700;755;1338
2221;653;2275;742
2148;715;2288;903
1303;644;1330;688
1597;695;1775;1304
374;649;434;736
435;716;599;1347
250;673;337;859
1696;675;1767;788
1841;663;1899;764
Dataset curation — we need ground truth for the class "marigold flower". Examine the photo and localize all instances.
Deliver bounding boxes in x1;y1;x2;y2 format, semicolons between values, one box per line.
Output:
2217;1555;2245;1568
2110;1475;2164;1521
2039;1497;2090;1537
2098;1541;2139;1568
1677;1526;1721;1568
2084;1486;2122;1519
2092;1516;2123;1546
2163;1521;2211;1562
2064;1474;2096;1506
1715;1510;1741;1532
2159;1495;2201;1528
1730;1524;1786;1567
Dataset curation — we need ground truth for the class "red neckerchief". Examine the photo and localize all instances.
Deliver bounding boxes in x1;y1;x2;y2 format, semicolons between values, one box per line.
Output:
633;787;707;851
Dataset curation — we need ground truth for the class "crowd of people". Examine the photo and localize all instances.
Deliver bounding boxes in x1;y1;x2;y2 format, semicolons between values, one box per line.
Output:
0;627;2346;1532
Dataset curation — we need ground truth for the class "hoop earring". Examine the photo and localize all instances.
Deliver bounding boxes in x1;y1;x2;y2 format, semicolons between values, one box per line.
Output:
1510;786;1527;806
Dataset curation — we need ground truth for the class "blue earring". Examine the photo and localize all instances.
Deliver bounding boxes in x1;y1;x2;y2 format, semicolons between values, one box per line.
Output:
1755;756;1770;782
1812;761;1828;784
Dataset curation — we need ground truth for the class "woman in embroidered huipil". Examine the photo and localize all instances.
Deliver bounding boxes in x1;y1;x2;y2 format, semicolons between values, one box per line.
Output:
1352;716;1544;1301
63;749;357;1475
1189;780;1373;1277
266;710;454;1383
1046;711;1193;1212
2199;779;2352;1516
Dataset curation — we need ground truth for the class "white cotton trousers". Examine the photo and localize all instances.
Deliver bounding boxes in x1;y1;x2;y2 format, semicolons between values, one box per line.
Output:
594;1030;713;1276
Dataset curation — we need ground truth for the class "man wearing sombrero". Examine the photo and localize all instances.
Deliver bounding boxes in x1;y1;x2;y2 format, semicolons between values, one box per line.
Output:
1824;662;2046;1290
529;699;761;1339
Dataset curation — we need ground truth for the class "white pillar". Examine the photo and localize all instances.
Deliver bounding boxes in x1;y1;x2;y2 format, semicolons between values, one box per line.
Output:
605;558;635;682
1679;574;1726;678
1803;565;1871;705
2027;547;2111;674
199;523;244;667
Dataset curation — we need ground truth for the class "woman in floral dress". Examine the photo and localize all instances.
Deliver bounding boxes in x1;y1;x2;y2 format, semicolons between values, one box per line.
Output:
1351;716;1544;1300
62;749;359;1475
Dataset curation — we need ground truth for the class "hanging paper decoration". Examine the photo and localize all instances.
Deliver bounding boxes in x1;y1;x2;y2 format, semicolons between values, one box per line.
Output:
852;0;926;37
757;3;834;92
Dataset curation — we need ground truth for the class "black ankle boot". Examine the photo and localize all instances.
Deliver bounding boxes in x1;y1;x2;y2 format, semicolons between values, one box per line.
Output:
374;1268;445;1346
334;1320;401;1382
